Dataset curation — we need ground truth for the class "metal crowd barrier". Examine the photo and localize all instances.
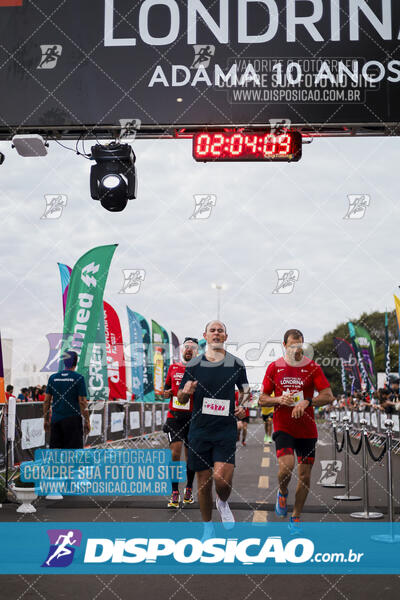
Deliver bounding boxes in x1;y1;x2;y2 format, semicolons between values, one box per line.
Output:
323;410;399;525
0;401;169;468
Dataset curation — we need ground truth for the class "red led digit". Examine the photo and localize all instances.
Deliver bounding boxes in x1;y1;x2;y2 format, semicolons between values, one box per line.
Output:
277;134;291;155
263;134;277;156
210;133;225;157
196;134;211;157
244;135;257;154
230;133;244;156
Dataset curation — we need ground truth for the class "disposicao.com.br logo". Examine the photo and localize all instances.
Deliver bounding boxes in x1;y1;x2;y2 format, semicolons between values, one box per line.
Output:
1;522;395;575
84;535;315;565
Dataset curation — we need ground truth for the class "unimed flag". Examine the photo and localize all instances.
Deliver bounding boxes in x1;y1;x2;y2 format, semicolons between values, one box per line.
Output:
60;245;117;399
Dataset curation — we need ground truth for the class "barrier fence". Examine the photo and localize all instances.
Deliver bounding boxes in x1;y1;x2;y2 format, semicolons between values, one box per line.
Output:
0;401;171;470
322;410;399;529
0;403;262;472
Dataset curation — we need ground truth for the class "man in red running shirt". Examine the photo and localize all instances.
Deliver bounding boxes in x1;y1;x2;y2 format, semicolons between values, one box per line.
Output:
163;337;198;508
259;329;333;533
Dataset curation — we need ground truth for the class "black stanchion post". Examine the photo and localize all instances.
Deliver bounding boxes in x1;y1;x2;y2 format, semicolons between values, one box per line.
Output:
334;415;361;501
386;419;395;524
351;419;383;519
322;413;345;488
371;420;400;543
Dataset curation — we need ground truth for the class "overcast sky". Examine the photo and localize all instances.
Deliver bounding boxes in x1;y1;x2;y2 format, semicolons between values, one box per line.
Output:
1;134;399;386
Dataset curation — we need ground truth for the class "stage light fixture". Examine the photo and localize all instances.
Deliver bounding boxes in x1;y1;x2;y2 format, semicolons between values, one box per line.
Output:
12;134;48;157
90;142;137;212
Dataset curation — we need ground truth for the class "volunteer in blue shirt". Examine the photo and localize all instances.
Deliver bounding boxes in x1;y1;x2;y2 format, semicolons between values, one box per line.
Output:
43;350;90;449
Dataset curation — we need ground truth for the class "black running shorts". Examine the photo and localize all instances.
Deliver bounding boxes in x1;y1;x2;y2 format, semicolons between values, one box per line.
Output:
163;416;191;445
187;431;236;471
262;413;273;422
273;430;317;465
50;415;84;449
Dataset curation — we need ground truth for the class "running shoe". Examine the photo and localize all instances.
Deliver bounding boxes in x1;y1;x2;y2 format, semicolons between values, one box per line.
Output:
241;440;247;447
167;491;180;508
275;489;288;517
216;494;235;529
267;436;272;444
288;516;302;535
264;434;269;443
183;487;194;504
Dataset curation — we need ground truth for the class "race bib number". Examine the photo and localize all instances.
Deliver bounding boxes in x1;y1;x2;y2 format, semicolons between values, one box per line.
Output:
172;396;190;411
202;398;230;416
292;390;304;404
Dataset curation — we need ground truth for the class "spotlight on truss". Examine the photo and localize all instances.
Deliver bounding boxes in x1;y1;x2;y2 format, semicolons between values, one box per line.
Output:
90;142;137;212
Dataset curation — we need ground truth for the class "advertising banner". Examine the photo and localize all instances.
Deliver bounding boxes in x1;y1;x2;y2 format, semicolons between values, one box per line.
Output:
1;2;400;133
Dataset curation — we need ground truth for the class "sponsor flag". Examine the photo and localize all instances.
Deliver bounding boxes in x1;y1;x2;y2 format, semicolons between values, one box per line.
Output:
393;295;400;380
160;325;170;384
0;333;5;404
131;311;154;403
60;244;117;401
347;322;376;392
87;313;109;404
58;263;72;318
41;264;72;372
385;311;391;387
152;320;164;397
127;307;144;401
104;301;127;401
333;337;362;394
171;331;180;363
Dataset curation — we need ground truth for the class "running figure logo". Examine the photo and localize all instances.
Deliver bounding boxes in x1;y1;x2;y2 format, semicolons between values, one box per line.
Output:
269;118;291;134
191;45;215;69
318;460;342;485
41;194;67;219
42;529;82;568
190;195;217;220
37;45;62;69
272;269;299;294
344;194;370;219
119;269;146;294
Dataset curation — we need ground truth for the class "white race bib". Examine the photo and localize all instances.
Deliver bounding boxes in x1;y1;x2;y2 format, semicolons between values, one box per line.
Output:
172;396;190;411
202;398;230;416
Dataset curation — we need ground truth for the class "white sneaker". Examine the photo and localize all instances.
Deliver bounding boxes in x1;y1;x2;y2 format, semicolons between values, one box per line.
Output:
216;495;235;529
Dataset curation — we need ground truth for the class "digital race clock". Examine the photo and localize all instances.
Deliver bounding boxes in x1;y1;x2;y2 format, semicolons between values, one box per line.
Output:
193;131;302;162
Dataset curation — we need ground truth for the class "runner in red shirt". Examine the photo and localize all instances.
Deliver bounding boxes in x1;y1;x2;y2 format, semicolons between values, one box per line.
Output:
163;337;198;508
260;329;333;533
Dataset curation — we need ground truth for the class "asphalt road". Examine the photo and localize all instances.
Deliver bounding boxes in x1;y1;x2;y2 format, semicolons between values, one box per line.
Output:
0;421;399;599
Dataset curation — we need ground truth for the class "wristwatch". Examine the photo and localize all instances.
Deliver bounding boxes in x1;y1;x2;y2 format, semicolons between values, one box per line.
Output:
305;398;313;407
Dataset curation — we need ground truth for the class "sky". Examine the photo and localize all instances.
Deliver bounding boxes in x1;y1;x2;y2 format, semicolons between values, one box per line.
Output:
1;133;399;387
